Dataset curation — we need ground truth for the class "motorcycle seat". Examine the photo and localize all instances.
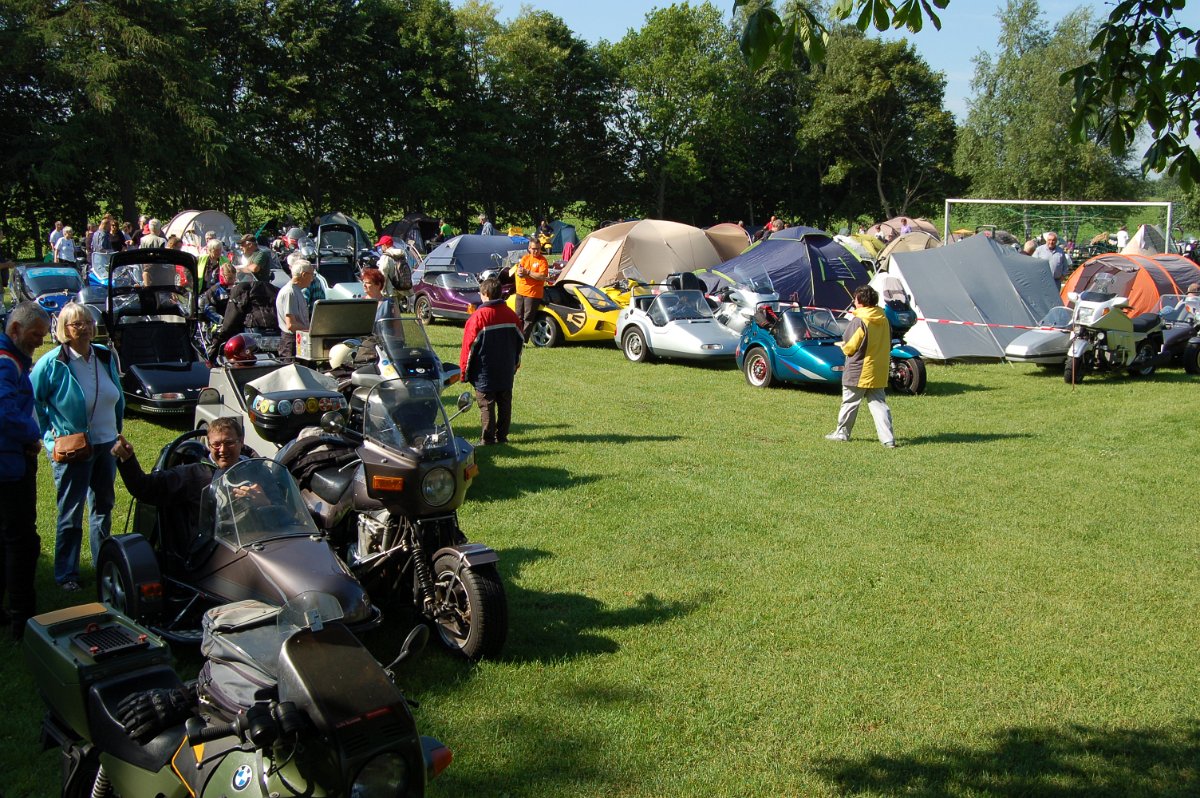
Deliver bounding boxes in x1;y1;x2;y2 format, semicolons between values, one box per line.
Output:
1131;313;1161;333
311;466;355;504
86;665;187;773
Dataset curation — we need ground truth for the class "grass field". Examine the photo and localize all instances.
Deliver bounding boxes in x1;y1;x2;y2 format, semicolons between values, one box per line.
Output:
2;321;1198;797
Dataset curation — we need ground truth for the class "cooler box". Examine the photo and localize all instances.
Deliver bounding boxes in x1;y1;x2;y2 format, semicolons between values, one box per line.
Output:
296;299;379;364
243;364;347;444
24;603;171;736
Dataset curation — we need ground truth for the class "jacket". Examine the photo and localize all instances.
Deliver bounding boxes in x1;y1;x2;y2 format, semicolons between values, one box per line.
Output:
0;333;40;480
838;305;891;389
31;344;125;454
460;299;523;393
117;454;216;562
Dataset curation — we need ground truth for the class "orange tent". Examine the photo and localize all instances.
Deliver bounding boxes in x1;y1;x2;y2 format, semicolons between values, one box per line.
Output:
1062;253;1200;315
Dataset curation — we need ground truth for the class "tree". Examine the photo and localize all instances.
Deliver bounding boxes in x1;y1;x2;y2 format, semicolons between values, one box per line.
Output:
736;0;1200;187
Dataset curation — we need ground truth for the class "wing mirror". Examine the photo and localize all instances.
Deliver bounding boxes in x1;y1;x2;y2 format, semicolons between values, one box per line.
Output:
320;411;346;434
1067;291;1080;303
456;392;474;412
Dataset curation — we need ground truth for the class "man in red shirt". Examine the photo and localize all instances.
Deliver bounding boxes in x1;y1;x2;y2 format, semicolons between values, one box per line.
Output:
513;240;549;342
460;278;523;445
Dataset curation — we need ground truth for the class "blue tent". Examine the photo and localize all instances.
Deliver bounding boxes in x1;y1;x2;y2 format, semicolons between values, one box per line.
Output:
423;234;524;274
719;226;869;309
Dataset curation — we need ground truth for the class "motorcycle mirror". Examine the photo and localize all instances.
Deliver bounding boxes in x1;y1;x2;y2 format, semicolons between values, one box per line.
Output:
1067;291;1080;303
456;392;474;412
1114;296;1130;309
385;624;430;671
320;411;346;434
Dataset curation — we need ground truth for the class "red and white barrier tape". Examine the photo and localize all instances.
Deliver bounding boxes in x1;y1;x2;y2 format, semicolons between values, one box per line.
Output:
796;306;1059;332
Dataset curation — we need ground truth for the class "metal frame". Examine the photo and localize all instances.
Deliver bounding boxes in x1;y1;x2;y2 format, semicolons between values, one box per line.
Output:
943;198;1174;249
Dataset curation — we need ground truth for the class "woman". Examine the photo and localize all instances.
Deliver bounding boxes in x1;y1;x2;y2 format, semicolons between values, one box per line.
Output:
54;226;77;266
31;302;124;592
198;239;224;289
360;267;386;302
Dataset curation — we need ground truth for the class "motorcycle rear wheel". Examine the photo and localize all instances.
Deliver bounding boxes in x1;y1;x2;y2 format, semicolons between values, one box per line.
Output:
1184;343;1200;375
888;357;927;395
432;554;507;661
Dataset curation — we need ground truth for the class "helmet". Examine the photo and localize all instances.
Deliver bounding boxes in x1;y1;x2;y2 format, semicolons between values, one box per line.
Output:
171;439;209;467
223;333;257;363
329;342;355;370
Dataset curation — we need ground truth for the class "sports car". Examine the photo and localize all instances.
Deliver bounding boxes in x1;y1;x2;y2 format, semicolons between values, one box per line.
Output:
10;263;82;319
507;279;621;347
412;270;482;323
736;305;928;394
616;288;740;363
1003;306;1072;366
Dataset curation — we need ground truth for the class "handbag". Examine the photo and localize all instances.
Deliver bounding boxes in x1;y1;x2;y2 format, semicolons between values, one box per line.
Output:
52;350;99;464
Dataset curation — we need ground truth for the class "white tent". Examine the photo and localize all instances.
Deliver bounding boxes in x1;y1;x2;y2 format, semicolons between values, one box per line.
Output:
165;210;238;255
873;234;1062;360
1120;224;1166;256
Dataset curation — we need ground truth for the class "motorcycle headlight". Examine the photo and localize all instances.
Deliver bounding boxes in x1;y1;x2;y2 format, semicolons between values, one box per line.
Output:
421;467;455;507
350;752;408;797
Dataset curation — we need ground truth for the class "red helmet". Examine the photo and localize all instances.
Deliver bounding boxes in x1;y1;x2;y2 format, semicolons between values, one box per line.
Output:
223;333;257;363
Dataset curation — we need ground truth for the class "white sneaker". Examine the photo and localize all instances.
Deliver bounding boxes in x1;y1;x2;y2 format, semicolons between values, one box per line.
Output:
824;432;849;442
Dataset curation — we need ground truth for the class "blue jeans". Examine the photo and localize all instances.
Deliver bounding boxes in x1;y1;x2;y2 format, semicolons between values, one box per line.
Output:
50;442;117;584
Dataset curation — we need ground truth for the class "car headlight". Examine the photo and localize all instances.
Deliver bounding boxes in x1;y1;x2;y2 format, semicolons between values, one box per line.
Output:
350;752;408;797
421;467;455;507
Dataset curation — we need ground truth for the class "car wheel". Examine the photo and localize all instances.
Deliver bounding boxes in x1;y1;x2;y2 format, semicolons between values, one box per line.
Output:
889;357;927;395
531;314;562;348
432;554;507;661
414;295;433;324
743;348;773;388
96;538;161;625
1185;343;1200;375
622;327;650;362
1064;355;1086;384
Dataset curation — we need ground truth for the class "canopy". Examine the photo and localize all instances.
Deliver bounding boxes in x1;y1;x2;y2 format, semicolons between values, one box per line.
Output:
549;220;579;254
164;210;238;252
1061;253;1200;316
557;219;731;286
424;234;523;275
381;214;440;250
876;231;942;272
866;216;939;243
717;226;869;309
877;234;1062;360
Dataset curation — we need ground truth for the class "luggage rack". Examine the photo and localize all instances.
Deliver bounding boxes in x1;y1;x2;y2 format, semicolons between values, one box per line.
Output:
73;623;150;661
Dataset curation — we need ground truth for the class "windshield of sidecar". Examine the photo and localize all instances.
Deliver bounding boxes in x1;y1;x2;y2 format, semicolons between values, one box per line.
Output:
1155;294;1200;322
781;308;842;340
110;263;188;293
200;459;318;548
574;283;620;311
433;272;479;291
318;228;356;254
363;379;458;455
653;290;714;322
1040;306;1073;328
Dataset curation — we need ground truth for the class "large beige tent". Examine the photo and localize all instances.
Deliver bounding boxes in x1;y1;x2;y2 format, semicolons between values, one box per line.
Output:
557;219;731;286
704;223;752;261
165;210;239;252
876;231;942;272
867;216;940;243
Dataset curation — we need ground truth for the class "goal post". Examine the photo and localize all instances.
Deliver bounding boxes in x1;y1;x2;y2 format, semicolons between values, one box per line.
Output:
943;198;1174;251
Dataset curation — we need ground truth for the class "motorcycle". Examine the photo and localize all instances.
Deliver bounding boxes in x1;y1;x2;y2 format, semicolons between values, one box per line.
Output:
876;276;926;394
1064;273;1168;384
277;335;507;661
692;268;780;335
27;590;450;797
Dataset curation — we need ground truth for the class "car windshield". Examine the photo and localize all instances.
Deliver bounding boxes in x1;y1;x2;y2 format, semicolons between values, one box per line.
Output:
25;267;82;294
200;459;318;549
653;290;713;321
575;283;620;311
435;272;479;291
781;308;842;340
363;379;459;455
1040;306;1073;327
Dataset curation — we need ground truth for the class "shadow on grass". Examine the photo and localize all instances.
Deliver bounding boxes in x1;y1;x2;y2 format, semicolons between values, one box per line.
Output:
467;462;601;501
902;431;1034;445
922;381;995;396
816;721;1200;797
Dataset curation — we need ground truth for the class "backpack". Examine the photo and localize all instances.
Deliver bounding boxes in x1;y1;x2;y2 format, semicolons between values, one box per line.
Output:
196;600;282;719
379;252;413;291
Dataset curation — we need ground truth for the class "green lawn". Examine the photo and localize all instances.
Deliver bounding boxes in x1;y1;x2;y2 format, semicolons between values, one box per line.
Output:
2;323;1198;797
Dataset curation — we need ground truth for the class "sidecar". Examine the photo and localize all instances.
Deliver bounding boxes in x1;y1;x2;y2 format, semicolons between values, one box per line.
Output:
1004;306;1072;366
10;263;82;321
615;288;740;363
96;450;378;643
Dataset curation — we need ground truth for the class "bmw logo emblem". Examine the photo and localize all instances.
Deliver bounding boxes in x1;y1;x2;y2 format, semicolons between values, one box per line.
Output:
232;764;254;791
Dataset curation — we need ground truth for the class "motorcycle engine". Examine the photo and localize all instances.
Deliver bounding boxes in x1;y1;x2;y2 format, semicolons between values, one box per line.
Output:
353;511;394;566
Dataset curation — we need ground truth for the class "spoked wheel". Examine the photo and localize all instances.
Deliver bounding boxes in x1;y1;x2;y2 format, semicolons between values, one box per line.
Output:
1064;355;1087;384
743;348;773;388
414;295;433;325
1128;345;1157;377
432;554;507;661
530;315;562;348
622;327;650;363
889;357;927;395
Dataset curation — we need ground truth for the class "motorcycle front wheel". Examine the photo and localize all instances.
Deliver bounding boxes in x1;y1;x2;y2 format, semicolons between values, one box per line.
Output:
1064;355;1087;384
888;357;926;395
432;554;508;660
1185;343;1200;375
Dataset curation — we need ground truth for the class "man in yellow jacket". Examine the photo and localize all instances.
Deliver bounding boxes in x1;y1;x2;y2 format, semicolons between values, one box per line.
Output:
826;285;896;448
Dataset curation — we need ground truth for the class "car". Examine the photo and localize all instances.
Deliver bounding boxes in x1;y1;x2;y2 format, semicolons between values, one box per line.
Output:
615;287;740;363
10;263;83;320
412;270;482;323
103;248;211;414
507;279;621;347
1003;306;1072;367
736;305;928;394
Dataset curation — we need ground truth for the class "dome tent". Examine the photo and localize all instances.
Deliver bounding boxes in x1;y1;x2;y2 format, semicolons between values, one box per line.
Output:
556;219;731;287
717;226;869;309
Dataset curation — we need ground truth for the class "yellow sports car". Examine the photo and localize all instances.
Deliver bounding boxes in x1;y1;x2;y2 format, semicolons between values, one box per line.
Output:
508;279;622;347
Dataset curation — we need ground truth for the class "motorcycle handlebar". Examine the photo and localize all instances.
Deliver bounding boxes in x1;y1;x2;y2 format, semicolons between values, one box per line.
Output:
186;716;238;744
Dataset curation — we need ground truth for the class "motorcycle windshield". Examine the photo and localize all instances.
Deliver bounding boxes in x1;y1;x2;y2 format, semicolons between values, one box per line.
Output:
201;459;320;549
276;590;344;635
375;316;437;356
363;379;459;456
1039;306;1072;328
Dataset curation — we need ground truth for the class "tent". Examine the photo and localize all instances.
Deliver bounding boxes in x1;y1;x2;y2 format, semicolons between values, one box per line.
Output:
423;234;524;275
705;223;752;261
876;231;942;272
549;221;579;254
1120;224;1166;256
556;219;731;286
834;234;874;262
717;226;869;309
164;210;238;252
876;234;1062;360
1061;253;1200;316
317;212;372;252
867;216;939;243
381;214;440;251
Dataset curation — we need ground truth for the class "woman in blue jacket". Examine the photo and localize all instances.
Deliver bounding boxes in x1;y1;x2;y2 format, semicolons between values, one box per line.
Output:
31;302;124;592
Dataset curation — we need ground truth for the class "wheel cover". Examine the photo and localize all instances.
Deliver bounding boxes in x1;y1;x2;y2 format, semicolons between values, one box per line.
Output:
415;297;431;322
748;353;768;384
532;318;554;347
99;561;129;614
625;331;643;358
894;360;913;387
433;569;473;649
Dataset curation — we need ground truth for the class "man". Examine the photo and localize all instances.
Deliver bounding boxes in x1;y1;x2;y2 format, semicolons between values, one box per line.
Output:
460;277;523;445
1115;224;1130;250
91;216;114;256
237;234;271;281
439;218;453;242
513;239;549;341
111;416;246;560
1022;239;1037;256
139;218;167;249
478;214;496;236
276;257;314;360
209;272;281;362
48;220;65;251
826;285;895;448
0;302;52;640
1034;232;1072;287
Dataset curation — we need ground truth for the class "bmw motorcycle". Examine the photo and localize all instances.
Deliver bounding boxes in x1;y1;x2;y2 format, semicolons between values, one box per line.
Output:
1063;273;1171;384
27;591;450;797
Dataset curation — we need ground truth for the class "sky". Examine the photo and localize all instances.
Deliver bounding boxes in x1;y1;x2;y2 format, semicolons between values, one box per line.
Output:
453;1;1200;121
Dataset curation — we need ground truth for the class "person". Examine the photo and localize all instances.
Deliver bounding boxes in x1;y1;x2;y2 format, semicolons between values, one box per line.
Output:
31;302;125;592
110;416;247;558
459;277;523;446
0;232;14;304
826;285;895;448
1115;224;1130;250
900;218;913;235
139;218;166;249
538;219;554;253
513;239;549;342
200;261;236;323
118;221;134;250
48;220;65;251
1034;232;1072;287
198;239;224;289
1022;239;1037;256
0;302;51;640
210;271;280;361
360;267;386;302
375;235;413;308
54;226;77;266
478;214;496;236
165;234;182;250
91;216;113;256
276;257;314;360
236;233;271;281
439;218;453;242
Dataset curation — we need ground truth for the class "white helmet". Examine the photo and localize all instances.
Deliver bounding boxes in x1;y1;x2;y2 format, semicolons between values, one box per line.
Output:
329;342;355;369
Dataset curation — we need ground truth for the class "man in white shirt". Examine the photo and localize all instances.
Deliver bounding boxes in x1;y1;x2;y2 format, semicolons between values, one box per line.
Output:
48;221;64;250
275;257;314;360
1034;232;1072;287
